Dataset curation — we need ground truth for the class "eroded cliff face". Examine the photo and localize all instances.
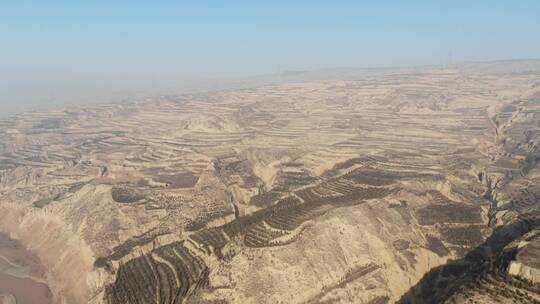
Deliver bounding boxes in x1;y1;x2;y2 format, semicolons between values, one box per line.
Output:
0;62;539;304
398;89;540;304
0;205;94;303
507;229;540;284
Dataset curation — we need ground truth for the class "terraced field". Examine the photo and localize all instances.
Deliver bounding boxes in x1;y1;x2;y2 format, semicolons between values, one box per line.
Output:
0;61;539;303
105;242;208;304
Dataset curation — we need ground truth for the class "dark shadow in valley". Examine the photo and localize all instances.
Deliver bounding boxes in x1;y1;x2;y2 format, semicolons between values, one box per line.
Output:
397;216;540;304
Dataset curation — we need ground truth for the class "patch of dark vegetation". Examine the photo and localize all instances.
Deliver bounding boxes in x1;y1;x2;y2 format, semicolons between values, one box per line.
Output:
241;175;259;188
184;204;236;232
184;221;206;232
105;242;209;304
283;162;304;167
272;171;318;191
188;196;303;253
274;195;301;209
153;172;199;188
426;236;450;257
103;167;398;303
367;295;390;304
402;250;417;265
33;194;61;208
213;158;260;188
68;182;86;193
243;221;289;247
197;185;393;253
322;157;368;177
416;203;482;225
440;226;484;247
94;227;170;268
509;188;540;212
249;190;281;208
111;187;145;204
265;187;394;232
190;228;229;258
393;239;410;250
337;157;369;169
344;167;397;186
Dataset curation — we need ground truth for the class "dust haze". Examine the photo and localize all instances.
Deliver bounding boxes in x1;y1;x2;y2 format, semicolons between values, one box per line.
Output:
1;2;540;304
1;60;540;303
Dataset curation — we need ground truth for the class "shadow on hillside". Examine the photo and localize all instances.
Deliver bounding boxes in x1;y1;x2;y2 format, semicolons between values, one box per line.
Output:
397;216;540;304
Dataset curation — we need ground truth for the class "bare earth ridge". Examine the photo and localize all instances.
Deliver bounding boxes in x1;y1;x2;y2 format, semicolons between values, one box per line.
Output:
0;61;539;303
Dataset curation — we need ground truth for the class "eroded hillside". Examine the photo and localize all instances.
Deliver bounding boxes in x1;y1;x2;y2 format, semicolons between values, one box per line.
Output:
0;61;539;303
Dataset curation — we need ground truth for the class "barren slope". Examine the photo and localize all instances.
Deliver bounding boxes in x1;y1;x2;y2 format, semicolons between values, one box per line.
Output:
0;61;539;303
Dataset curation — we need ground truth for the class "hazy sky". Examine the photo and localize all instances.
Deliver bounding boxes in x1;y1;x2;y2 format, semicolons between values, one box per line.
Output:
1;1;539;116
